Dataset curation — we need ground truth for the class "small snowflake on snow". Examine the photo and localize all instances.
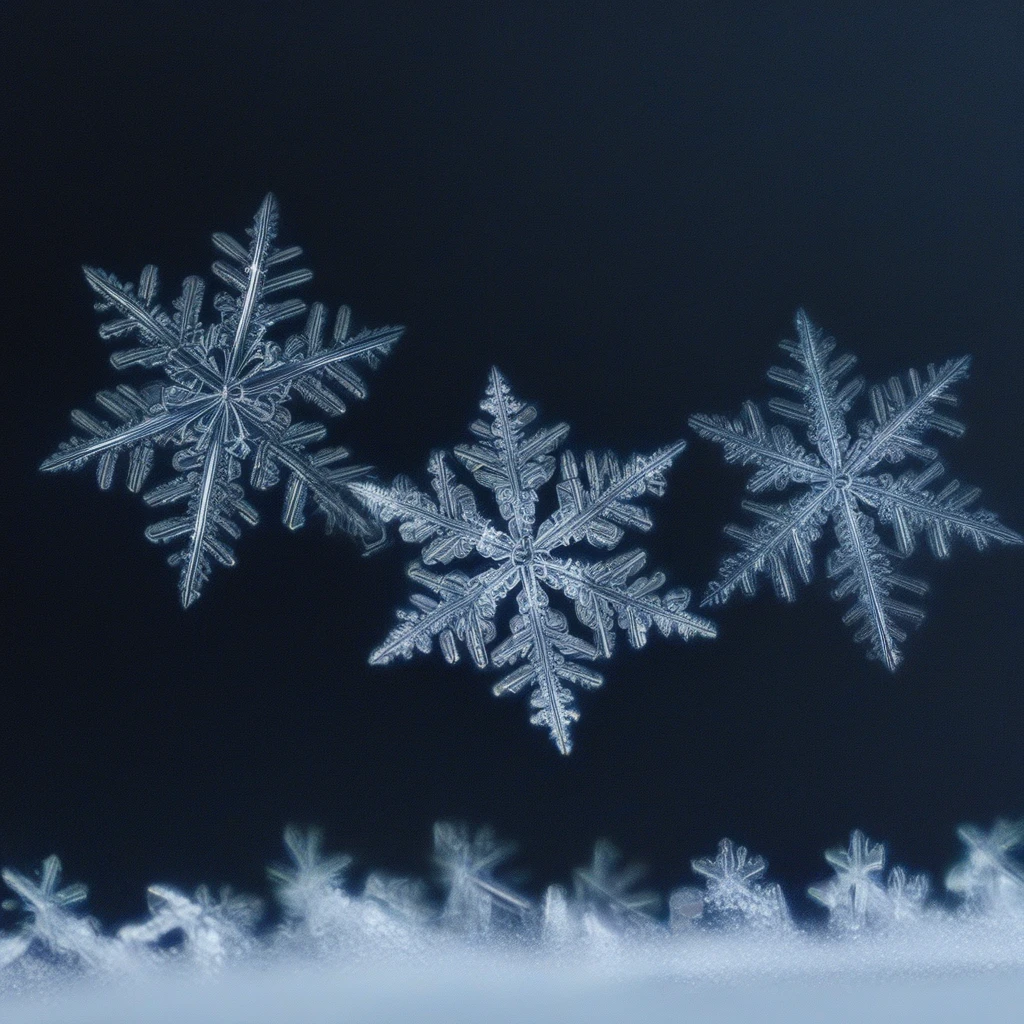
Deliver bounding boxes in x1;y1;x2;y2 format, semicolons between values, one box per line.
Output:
691;838;791;928
353;368;716;753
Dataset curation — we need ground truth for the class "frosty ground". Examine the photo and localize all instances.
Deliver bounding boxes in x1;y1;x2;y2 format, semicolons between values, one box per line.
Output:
2;821;1021;1023
2;921;1022;1024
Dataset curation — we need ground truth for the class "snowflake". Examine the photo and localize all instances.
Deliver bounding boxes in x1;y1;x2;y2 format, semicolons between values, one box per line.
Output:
807;829;933;933
118;883;262;967
573;839;660;929
946;818;1024;911
352;368;716;753
432;822;530;934
267;826;353;925
691;838;790;928
886;865;930;923
807;829;888;931
690;309;1022;668
0;855;120;970
42;195;404;607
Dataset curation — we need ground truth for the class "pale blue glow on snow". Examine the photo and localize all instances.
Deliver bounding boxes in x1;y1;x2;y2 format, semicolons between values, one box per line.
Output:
1;821;1022;1023
2;922;1023;1024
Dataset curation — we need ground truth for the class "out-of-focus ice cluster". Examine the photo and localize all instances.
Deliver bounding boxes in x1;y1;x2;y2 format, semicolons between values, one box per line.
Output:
0;818;1021;1022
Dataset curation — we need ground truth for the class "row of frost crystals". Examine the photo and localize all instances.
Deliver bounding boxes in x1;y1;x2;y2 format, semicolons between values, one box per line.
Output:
1;818;1021;977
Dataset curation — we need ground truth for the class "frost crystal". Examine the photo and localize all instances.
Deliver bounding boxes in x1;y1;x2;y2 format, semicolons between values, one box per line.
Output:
691;838;790;929
42;195;403;606
267;825;353;933
0;818;1021;994
0;856;120;971
118;884;262;968
690;310;1021;668
808;830;889;931
807;830;934;933
573;839;660;931
354;368;716;752
946;818;1024;913
433;822;530;935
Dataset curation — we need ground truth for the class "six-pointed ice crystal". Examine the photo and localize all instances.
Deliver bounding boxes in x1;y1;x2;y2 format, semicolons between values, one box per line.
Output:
690;310;1021;669
353;368;717;753
42;195;404;606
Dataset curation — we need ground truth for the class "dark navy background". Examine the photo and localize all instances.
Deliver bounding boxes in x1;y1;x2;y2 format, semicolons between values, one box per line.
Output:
3;3;1021;924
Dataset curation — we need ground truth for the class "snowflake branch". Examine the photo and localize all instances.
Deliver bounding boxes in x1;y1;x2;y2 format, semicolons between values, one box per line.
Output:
704;489;830;605
41;398;217;473
535;441;688;552
544;554;717;648
854;477;1023;552
369;564;517;667
848;356;971;475
262;438;384;547
247;325;405;396
350;476;504;561
688;406;827;492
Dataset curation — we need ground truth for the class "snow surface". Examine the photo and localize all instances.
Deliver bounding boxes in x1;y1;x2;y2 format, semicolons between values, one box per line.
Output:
2;917;1022;1024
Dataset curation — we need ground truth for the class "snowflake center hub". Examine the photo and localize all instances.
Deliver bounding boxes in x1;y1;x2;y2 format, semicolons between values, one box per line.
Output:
833;472;852;490
511;538;534;565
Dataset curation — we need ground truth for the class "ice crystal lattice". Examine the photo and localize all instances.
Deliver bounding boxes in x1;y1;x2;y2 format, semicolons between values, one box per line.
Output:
808;829;931;932
690;309;1021;668
42;195;404;606
353;368;717;753
691;838;791;929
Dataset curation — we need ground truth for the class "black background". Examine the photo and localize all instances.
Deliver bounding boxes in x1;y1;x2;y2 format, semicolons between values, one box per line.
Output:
2;3;1021;925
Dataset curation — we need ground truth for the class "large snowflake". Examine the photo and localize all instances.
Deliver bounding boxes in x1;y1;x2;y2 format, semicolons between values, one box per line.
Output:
689;310;1021;669
42;195;403;606
353;368;716;753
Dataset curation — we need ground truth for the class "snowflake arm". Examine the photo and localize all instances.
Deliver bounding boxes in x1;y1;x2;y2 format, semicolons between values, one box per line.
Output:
827;492;929;669
543;552;716;653
769;308;861;471
453;366;569;540
689;402;828;493
847;356;971;472
854;468;1022;555
367;563;517;668
42;194;403;605
489;574;603;754
357;368;715;753
703;489;830;605
351;451;509;565
690;309;1021;668
79;264;205;368
534;443;687;552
